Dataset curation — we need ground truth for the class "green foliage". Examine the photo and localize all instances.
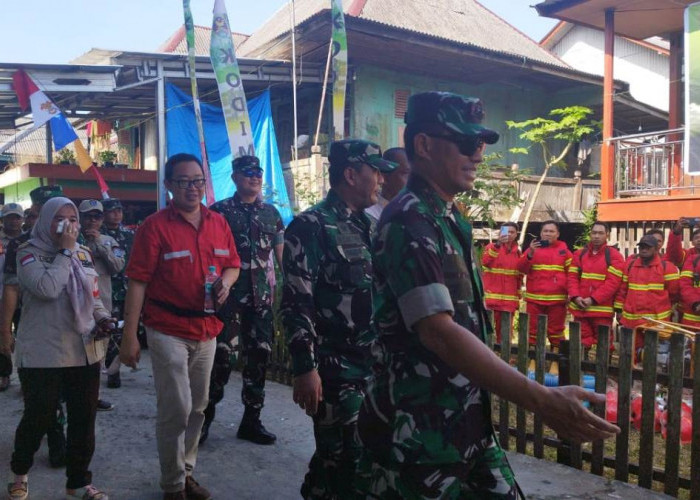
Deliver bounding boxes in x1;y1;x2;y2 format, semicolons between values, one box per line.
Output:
456;152;525;228
574;204;599;249
293;170;328;213
55;148;76;164
98;150;117;164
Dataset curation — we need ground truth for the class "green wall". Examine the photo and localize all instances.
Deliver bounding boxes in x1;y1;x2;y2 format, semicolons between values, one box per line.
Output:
2;178;41;207
349;65;600;173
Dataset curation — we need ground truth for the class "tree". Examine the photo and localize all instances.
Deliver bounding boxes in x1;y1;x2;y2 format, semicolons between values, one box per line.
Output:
456;152;525;229
507;106;599;246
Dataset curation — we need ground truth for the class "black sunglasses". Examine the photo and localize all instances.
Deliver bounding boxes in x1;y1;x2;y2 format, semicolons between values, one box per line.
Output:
424;133;484;157
172;178;207;189
240;168;263;179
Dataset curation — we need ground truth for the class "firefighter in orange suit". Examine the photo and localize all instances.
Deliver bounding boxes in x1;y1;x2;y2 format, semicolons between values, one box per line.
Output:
679;228;700;329
567;221;625;350
482;222;522;342
517;220;572;362
615;234;680;353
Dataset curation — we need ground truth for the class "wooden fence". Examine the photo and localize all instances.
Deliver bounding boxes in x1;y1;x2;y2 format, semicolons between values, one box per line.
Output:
265;311;698;498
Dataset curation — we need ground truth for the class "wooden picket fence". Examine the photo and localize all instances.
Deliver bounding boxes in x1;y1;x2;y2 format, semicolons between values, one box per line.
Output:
265;311;699;498
489;310;699;499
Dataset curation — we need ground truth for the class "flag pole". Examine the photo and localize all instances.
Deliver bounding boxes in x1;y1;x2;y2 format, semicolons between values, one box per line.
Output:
314;38;333;148
183;0;215;205
291;0;299;164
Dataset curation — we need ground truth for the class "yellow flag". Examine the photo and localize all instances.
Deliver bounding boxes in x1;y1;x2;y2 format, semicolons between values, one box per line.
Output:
73;140;93;173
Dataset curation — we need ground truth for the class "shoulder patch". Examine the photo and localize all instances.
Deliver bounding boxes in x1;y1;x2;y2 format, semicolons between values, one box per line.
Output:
17;241;30;250
77;251;94;268
113;247;125;258
20;254;36;267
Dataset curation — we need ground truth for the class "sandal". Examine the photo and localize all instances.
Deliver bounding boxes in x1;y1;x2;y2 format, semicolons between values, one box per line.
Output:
66;484;109;500
7;480;28;500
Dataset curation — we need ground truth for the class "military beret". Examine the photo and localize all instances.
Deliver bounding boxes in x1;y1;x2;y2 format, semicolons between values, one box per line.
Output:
405;91;499;144
328;139;398;173
29;185;63;206
232;155;261;171
102;198;123;211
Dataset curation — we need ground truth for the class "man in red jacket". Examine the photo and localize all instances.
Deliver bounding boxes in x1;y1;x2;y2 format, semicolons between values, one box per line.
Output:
615;234;680;353
517;220;572;372
482;222;522;342
666;217;700;268
567;222;624;352
679;228;700;328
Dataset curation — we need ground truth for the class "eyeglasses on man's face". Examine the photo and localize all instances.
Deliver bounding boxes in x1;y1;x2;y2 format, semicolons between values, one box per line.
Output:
171;178;207;189
240;168;263;179
423;133;484;157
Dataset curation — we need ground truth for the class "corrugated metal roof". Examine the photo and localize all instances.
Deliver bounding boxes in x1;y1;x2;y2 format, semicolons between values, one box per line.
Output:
239;0;568;68
0;123;89;167
159;25;250;56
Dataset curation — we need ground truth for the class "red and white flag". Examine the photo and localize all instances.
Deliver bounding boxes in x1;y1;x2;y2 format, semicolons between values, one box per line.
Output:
12;69;61;128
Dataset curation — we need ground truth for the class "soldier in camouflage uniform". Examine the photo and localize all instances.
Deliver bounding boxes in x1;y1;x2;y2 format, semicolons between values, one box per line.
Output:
281;139;397;500
356;92;620;499
200;155;285;445
99;198;135;389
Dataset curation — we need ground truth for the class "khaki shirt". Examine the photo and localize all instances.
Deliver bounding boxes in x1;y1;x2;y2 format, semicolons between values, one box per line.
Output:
15;243;111;368
84;234;125;313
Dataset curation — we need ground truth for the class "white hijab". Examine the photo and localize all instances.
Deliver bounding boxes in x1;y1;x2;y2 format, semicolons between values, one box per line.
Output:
29;197;94;337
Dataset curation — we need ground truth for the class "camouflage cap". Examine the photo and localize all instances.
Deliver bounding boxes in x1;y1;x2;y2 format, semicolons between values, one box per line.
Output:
29;185;63;206
232;155;262;171
102;198;123;211
404;91;499;144
1;203;24;218
78;199;104;213
328;139;398;173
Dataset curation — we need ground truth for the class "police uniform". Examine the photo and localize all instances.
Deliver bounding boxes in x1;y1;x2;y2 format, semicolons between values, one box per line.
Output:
203;155;284;442
281;140;397;499
356;93;519;499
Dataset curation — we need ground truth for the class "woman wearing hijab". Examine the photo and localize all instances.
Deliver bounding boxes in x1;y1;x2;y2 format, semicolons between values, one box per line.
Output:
7;197;112;500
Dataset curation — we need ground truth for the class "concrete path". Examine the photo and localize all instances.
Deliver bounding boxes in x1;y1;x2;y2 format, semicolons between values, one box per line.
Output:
0;350;673;499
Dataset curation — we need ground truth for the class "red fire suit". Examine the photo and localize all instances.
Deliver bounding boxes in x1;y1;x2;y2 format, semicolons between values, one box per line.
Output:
482;241;522;342
680;254;700;328
567;244;625;348
517;240;572;346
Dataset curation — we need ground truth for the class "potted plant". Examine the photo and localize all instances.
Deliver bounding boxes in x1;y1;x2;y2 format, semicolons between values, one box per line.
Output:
98;150;118;168
55;148;76;165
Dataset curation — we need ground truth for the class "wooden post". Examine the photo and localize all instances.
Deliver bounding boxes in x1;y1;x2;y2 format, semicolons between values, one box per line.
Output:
591;324;610;475
557;339;571;465
516;312;529;453
568;322;583;469
664;333;685;496
669;32;683;195
601;8;615;201
498;311;512;450
615;327;633;482
638;329;658;489
533;315;547;459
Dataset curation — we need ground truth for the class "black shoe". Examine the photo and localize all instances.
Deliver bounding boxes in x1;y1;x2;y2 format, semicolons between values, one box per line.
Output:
107;372;121;389
237;418;276;445
97;399;114;411
199;420;211;445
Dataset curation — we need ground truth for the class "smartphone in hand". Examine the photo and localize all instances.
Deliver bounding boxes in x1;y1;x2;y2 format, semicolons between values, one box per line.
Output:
539;239;550;248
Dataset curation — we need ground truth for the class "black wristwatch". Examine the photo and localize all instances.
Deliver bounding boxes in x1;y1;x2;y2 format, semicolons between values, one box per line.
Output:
57;249;72;258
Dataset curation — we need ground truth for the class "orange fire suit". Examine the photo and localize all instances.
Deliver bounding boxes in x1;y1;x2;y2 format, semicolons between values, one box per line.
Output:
481;241;522;342
680;254;700;328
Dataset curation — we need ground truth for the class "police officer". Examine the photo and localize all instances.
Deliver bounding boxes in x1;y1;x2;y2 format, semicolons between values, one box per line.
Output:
356;92;619;499
0;203;24;391
100;198;134;389
200;155;284;445
281;140;397;499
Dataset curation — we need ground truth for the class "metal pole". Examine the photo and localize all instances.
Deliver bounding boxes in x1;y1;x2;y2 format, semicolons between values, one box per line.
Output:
45;125;53;164
314;39;333;148
156;60;167;210
291;0;299;164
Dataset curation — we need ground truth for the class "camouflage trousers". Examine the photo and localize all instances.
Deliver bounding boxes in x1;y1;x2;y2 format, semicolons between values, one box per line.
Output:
104;300;124;370
205;305;273;423
301;385;365;500
356;435;520;499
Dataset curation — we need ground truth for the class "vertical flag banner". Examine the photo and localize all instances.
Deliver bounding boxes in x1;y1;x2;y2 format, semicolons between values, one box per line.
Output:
12;69;110;196
685;3;700;175
183;0;216;204
210;0;255;159
331;0;347;140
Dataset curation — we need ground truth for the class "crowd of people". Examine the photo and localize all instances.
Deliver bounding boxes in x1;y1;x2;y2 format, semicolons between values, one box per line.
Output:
12;90;700;500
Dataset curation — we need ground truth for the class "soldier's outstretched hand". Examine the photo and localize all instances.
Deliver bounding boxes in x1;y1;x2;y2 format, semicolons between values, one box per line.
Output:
293;369;323;417
537;385;620;443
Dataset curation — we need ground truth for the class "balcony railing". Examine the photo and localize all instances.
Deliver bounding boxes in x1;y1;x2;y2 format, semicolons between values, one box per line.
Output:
612;128;698;197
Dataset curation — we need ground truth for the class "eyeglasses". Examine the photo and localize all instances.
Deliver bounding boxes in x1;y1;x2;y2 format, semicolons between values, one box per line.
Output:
171;178;207;189
424;133;484;157
240;168;263;179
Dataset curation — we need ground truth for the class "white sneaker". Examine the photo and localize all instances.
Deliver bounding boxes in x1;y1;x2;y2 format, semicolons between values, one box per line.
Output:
66;484;109;500
7;479;28;500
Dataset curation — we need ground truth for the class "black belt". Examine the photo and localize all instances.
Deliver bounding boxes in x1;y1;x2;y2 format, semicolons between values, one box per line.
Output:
149;298;215;318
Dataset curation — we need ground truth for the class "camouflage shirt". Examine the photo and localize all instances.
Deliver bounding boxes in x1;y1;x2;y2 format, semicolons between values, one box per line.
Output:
100;224;134;303
358;175;492;465
210;193;284;311
281;189;375;387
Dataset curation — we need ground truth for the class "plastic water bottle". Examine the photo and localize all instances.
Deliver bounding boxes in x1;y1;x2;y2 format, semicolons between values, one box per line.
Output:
204;265;217;313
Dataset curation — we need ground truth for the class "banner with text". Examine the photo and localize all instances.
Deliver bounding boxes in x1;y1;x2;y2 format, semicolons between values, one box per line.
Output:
686;2;700;175
210;0;255;159
331;0;347;140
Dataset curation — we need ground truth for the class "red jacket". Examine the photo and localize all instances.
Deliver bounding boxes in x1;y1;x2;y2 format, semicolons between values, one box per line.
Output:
481;241;522;312
517;240;572;305
680;253;700;327
567;244;624;318
614;254;680;329
666;230;699;269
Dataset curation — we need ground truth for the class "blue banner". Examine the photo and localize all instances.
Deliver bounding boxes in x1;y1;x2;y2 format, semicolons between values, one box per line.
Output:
165;83;293;223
